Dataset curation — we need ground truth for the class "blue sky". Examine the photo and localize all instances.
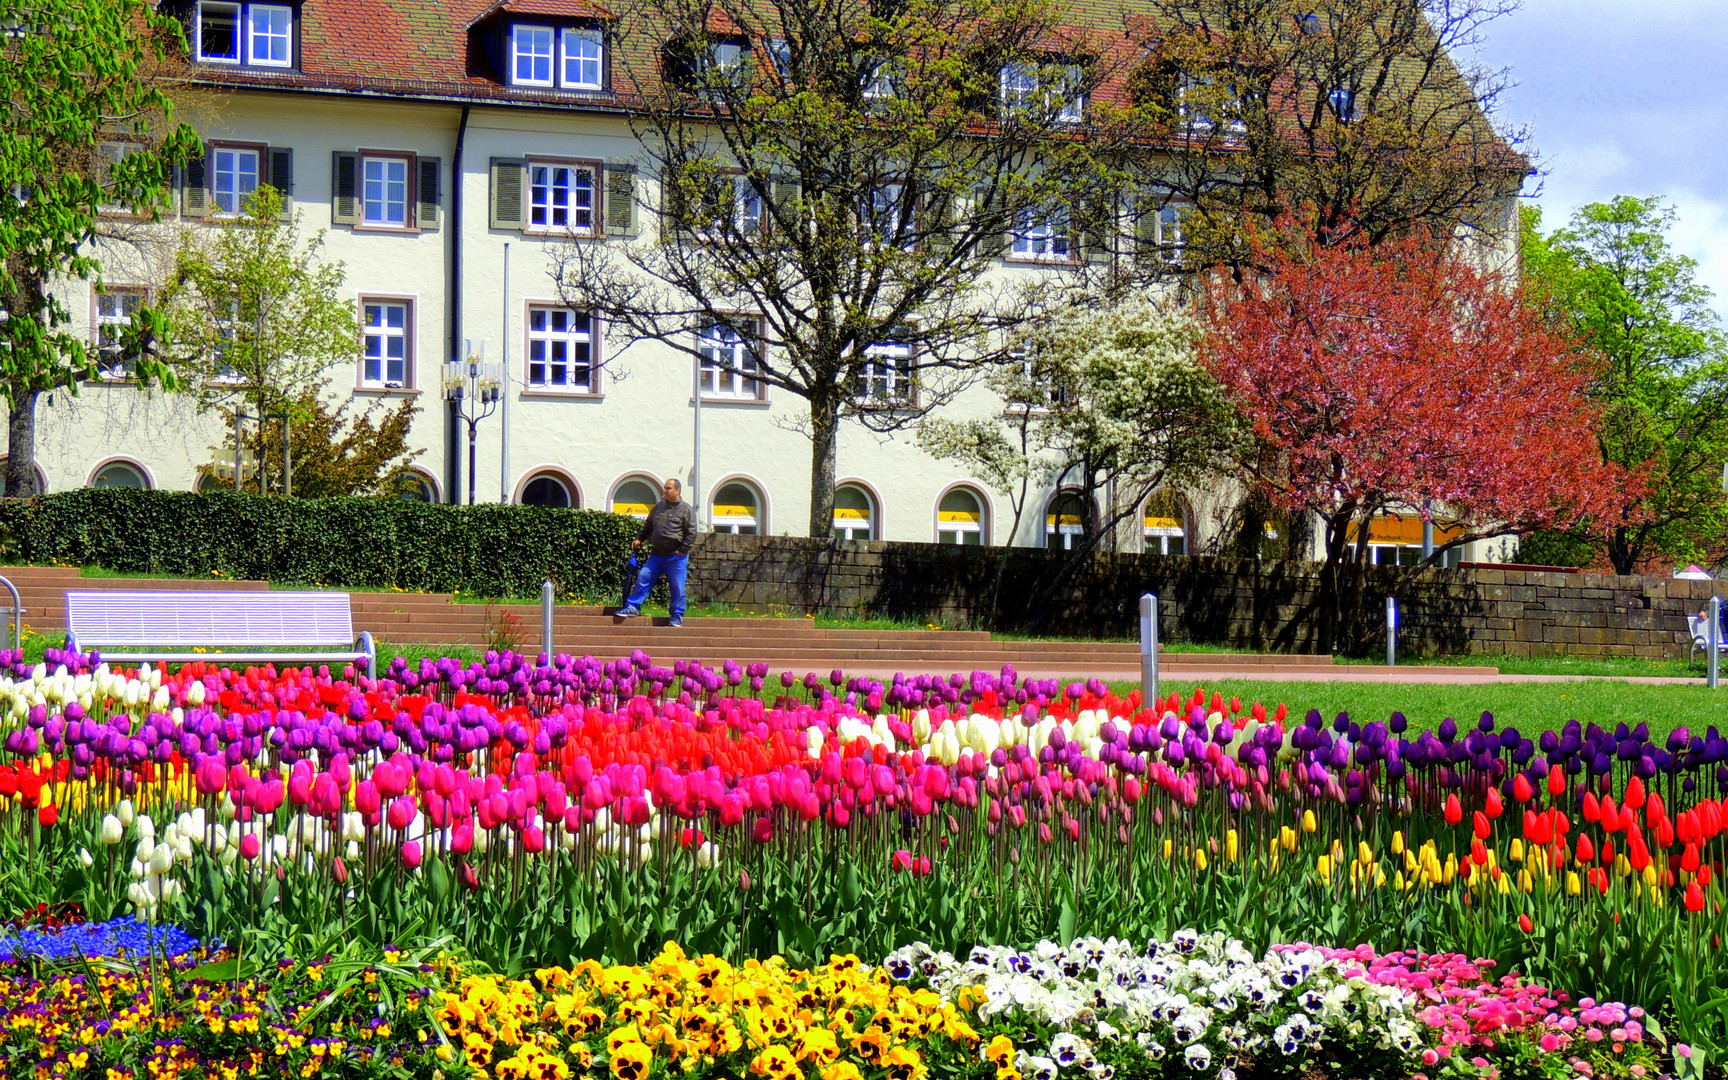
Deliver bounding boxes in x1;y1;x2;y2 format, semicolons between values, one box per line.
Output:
1472;0;1728;315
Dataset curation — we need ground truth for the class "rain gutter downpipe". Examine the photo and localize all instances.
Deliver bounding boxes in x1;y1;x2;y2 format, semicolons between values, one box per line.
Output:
446;104;471;504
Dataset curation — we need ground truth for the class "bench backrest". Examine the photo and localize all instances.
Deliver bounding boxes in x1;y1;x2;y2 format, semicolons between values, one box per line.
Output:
66;591;354;647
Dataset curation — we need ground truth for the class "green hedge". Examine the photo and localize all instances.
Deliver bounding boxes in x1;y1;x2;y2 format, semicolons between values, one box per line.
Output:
0;490;640;600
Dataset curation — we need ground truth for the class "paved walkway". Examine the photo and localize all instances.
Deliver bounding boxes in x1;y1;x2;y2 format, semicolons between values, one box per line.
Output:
844;665;1712;686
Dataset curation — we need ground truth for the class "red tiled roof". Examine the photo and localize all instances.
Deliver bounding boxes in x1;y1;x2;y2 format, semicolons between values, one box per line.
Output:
468;0;614;29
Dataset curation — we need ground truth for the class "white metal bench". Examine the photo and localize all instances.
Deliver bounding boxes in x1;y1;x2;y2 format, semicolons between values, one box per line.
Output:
63;590;376;678
1688;614;1727;666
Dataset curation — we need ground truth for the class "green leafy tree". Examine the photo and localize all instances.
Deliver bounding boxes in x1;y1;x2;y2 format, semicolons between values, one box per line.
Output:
160;186;357;418
0;0;200;495
164;186;419;497
1522;198;1728;573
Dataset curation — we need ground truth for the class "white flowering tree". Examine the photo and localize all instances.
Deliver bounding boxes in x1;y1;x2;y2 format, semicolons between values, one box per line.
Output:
919;296;1240;550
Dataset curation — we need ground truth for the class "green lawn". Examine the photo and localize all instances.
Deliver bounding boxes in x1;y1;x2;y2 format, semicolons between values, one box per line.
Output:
1106;677;1728;740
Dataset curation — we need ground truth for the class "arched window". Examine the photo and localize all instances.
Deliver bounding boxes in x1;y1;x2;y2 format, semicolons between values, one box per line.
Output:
711;480;762;534
521;473;575;508
937;487;985;545
611;477;659;520
90;460;149;490
1044;491;1089;550
1143;490;1188;555
194;471;227;493
832;484;875;540
395;470;439;502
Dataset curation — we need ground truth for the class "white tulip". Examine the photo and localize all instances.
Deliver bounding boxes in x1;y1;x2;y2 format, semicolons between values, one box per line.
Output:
100;814;123;846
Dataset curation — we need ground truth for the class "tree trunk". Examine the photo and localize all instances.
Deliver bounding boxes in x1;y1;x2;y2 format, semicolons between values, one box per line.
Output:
5;388;41;497
807;397;840;538
1607;526;1637;576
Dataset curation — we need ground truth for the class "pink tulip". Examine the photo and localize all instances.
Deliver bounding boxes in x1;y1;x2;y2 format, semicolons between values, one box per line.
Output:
401;840;422;868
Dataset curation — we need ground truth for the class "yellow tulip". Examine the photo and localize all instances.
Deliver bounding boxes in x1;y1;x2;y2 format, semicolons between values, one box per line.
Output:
1391;831;1405;856
1226;829;1239;864
1357;841;1373;867
1163;838;1173;860
1641;864;1659;889
1566;871;1581;896
1194;848;1209;872
1373;868;1386;889
1301;809;1317;834
1509;838;1524;863
1317;855;1333;881
1517;868;1533;894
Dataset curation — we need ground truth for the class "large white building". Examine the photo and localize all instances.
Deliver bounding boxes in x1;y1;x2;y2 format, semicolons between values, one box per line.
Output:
18;0;1519;566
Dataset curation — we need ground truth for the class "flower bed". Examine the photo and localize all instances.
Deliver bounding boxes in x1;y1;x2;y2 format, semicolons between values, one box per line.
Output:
0;648;1720;1072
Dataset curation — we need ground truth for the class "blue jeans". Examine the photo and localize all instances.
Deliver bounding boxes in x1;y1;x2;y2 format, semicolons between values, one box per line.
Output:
626;553;688;618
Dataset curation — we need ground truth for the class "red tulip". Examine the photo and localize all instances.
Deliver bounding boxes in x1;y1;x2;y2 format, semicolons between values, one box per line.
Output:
1444;794;1462;826
240;833;261;861
1582;792;1601;823
36;803;57;828
1683;843;1702;873
400;840;422;869
1686;881;1706;913
1513;775;1533;803
891;849;913;872
1624;776;1646;811
1548;765;1565;798
1471;839;1488;866
1485;788;1504;819
1576;834;1595;864
1518;913;1533;934
1473;810;1492;841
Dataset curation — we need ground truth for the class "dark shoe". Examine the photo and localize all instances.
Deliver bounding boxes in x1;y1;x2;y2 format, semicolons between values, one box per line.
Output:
669;616;683;628
617;606;641;618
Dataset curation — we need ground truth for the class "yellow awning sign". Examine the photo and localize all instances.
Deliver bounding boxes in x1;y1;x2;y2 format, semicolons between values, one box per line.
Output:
613;502;652;517
714;504;756;518
939;510;980;523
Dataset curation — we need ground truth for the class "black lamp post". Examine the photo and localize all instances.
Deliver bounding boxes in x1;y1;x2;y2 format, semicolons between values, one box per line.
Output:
442;346;502;505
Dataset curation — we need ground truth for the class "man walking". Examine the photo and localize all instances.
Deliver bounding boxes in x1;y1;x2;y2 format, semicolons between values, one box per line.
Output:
618;477;698;627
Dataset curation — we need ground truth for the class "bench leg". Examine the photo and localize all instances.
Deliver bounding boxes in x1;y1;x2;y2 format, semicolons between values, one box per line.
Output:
357;632;377;681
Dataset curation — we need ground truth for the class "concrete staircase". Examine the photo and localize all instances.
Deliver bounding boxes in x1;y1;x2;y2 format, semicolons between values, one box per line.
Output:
0;565;1345;679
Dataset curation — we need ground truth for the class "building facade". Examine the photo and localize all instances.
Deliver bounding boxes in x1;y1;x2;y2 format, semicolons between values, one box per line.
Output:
16;0;1521;564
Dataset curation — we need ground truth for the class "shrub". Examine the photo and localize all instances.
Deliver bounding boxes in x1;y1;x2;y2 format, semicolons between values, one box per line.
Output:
0;489;637;599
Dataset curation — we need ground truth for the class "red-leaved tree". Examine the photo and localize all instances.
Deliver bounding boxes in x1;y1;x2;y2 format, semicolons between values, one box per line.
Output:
1200;219;1628;653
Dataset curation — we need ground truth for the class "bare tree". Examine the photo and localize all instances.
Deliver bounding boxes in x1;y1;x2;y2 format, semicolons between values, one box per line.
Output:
1118;0;1532;276
554;0;1134;535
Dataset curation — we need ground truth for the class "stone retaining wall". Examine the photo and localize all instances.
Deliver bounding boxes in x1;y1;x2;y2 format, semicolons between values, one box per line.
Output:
686;534;1728;658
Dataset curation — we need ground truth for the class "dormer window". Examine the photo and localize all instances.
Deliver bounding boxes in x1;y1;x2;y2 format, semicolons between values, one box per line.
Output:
512;25;555;85
999;61;1085;123
509;23;606;90
195;1;293;68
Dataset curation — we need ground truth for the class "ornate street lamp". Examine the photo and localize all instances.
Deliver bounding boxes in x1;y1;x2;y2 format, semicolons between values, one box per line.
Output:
442;343;502;505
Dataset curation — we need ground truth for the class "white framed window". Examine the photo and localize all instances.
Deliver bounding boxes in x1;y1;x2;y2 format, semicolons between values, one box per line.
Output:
1153;200;1187;263
1000;62;1084;121
1045;491;1088;549
938;487;985;545
862;59;895;101
832;484;875;540
361;300;410;388
361;155;410;227
1178;74;1244;134
212;146;260;216
711;480;762;534
562;28;604;89
528;162;597;232
248;4;292;66
196;2;292;66
767;38;792;78
95;287;145;379
730;175;763;235
1010;350;1063;410
1143;492;1188;555
710;41;750;80
698;319;761;399
526;306;595;392
196;1;241;63
1011;208;1071;260
512;24;555;86
859;340;913;405
868;182;914;247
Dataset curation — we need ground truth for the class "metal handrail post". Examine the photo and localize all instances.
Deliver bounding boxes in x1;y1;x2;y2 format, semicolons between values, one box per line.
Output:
1711;596;1721;690
1387;596;1398;667
541;579;555;663
1139;593;1158;706
0;575;20;652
